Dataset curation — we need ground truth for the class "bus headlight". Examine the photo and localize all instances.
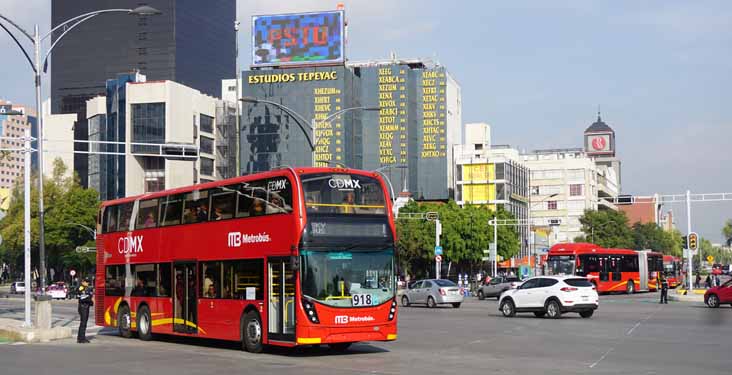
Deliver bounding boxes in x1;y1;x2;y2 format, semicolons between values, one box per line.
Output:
302;298;320;324
388;299;397;321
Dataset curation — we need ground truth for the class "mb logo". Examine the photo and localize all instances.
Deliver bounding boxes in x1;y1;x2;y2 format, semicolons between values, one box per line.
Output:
228;232;242;247
334;315;349;324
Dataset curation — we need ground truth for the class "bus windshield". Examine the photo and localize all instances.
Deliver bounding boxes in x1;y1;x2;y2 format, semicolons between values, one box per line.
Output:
300;249;395;307
546;255;575;275
302;173;386;215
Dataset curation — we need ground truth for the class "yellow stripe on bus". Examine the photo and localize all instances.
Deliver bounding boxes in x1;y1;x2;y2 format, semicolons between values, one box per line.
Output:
297;337;322;344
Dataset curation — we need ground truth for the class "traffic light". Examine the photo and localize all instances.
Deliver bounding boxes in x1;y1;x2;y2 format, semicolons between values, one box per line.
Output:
688;232;699;251
682;235;687;248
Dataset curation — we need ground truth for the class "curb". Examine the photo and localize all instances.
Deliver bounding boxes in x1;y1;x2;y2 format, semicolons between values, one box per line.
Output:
0;318;73;343
668;294;704;303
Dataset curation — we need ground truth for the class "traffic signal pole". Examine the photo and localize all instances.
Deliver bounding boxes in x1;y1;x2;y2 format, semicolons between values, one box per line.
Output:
687;190;693;292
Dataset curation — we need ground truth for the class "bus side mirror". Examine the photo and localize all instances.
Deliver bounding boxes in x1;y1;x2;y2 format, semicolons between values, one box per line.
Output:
290;256;300;271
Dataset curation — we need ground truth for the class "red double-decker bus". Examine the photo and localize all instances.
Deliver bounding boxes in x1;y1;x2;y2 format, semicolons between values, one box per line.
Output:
663;255;682;288
94;167;398;352
546;243;657;294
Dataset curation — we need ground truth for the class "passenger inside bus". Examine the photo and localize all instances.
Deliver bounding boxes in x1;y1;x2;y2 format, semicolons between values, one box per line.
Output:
132;278;146;296
196;204;209;222
339;192;355;214
204;284;216;298
250;199;266;216
144;212;156;228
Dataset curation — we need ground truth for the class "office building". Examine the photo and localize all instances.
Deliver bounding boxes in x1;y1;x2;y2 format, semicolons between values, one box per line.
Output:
87;76;236;200
0;101;33;190
454;123;530;256
52;0;236;187
236;58;462;200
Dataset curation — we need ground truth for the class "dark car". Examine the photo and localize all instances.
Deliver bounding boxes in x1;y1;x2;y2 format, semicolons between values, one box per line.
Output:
476;276;520;300
704;279;732;308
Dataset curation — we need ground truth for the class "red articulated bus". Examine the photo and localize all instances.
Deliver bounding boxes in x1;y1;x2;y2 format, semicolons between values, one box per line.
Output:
663;255;682;288
546;243;657;294
94;167;398;352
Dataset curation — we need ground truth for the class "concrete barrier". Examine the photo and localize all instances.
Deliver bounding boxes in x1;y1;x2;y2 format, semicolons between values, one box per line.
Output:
0;318;72;343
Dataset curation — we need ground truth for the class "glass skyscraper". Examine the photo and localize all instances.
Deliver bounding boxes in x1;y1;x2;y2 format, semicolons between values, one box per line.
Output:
51;0;235;187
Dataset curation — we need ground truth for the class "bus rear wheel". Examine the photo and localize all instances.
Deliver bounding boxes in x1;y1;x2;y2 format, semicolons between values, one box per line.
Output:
137;305;153;341
242;311;263;353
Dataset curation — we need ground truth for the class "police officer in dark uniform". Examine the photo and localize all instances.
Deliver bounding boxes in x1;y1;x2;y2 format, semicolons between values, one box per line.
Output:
658;272;669;304
77;277;94;343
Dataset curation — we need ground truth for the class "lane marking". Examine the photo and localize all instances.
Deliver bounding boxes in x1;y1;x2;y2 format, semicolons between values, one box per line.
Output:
626;305;662;336
589;347;614;368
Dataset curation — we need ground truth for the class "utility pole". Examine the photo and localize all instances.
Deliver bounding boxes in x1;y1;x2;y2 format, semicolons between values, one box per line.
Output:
687;190;693;292
234;20;241;176
435;218;442;279
23;129;32;327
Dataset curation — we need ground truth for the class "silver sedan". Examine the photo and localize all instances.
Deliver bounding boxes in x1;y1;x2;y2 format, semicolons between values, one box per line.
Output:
401;279;463;308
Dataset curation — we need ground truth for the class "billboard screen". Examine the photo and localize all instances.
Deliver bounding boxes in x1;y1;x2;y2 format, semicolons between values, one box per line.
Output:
252;11;345;67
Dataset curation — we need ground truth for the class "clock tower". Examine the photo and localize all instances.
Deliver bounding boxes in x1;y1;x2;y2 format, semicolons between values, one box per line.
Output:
584;113;615;157
584;111;621;192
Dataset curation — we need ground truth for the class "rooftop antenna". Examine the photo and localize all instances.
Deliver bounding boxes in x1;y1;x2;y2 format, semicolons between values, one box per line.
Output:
597;104;602;121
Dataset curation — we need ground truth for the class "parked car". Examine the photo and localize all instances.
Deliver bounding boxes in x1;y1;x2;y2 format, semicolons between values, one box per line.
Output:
704;279;732;308
401;279;463;308
477;276;520;300
46;282;69;300
498;276;599;319
10;281;25;294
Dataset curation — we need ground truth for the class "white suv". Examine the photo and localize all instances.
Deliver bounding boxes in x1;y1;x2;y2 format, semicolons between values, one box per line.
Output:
498;276;598;319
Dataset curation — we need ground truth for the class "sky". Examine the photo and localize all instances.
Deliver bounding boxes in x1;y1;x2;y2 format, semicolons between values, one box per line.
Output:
1;1;731;242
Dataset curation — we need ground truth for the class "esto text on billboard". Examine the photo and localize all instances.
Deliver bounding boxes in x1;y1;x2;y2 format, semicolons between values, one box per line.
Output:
252;11;345;67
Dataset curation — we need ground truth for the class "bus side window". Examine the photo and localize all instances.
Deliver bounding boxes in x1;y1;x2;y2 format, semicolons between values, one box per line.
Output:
136;199;159;229
183;190;210;224
103;205;118;233
118;203;134;232
210;187;236;221
266;177;293;214
160;195;183;227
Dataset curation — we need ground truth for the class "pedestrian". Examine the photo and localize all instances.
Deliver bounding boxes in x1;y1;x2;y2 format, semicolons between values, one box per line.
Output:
658;273;668;304
715;274;721;287
705;275;711;289
695;274;701;289
76;277;94;343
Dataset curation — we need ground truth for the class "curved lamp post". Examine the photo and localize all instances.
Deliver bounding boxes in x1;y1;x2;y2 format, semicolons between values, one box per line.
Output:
0;6;161;297
240;96;379;167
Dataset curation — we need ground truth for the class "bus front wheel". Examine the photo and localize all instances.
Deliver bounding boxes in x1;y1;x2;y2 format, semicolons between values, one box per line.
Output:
626;280;635;294
117;305;132;338
242;310;263;353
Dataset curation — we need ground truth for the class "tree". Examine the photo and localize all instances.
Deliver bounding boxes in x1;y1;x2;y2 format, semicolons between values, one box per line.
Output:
723;219;732;246
576;209;634;248
0;158;99;280
631;222;682;256
396;200;520;278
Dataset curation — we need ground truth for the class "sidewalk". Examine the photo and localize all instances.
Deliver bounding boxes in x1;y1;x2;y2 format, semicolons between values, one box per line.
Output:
668;288;705;303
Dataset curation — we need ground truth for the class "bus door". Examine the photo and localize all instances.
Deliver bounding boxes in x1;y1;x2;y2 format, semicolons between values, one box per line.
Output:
638;252;649;291
173;262;198;334
267;257;295;342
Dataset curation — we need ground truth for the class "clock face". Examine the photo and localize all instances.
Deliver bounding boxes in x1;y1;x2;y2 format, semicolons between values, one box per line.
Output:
591;137;606;151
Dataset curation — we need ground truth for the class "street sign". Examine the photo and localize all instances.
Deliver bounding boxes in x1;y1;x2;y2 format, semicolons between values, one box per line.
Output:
434;245;443;255
489;243;496;251
688;232;699;252
435;255;442;262
425;212;439;221
707;255;714;263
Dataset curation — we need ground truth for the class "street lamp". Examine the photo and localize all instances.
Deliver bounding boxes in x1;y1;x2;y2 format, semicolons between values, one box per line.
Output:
529;192;559;275
0;6;161;296
239;97;379;167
